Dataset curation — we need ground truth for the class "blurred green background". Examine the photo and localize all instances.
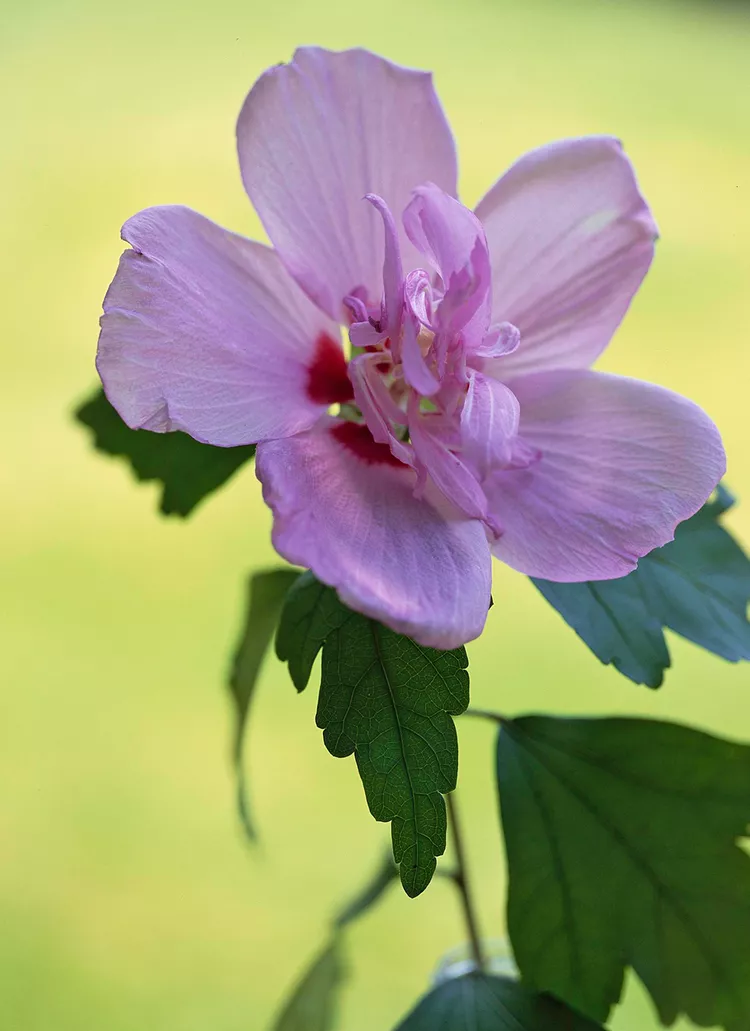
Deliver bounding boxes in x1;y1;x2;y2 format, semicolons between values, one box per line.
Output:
2;0;749;1027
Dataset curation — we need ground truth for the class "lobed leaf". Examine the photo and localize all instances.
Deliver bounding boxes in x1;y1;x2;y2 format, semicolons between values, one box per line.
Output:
275;571;351;691
277;574;469;897
271;938;346;1031
496;714;750;1029
76;387;255;516
394;973;604;1030
228;568;300;838
532;485;750;687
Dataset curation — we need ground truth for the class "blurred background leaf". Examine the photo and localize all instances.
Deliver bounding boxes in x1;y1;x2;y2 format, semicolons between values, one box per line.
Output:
228;567;299;839
3;0;750;1028
394;973;605;1030
272;852;397;1030
272;939;347;1031
76;388;256;516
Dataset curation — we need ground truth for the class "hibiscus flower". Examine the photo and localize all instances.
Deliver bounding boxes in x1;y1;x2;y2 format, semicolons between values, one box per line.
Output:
96;46;725;649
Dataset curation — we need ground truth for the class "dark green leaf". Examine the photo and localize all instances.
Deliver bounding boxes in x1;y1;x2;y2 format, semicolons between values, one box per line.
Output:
275;571;351;691
228;568;300;838
76;388;255;516
394;973;603;1030
334;850;398;929
532;485;750;687
271;937;346;1031
496;714;750;1029
276;574;469;897
318;611;469;897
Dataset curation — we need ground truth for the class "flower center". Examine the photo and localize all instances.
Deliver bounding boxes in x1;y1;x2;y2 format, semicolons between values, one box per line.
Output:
306;332;355;405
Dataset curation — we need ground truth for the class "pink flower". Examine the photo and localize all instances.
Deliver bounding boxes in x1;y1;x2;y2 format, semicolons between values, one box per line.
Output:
97;47;725;650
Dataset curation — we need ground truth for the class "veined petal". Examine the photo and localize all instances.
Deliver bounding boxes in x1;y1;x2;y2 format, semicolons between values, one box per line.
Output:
402;273;440;396
409;397;497;532
365;193;404;339
256;419;492;649
403;183;492;348
461;372;520;476
471;322;521;362
474;137;657;377
96;206;340;446
487;370;725;580
237;47;457;321
349;354;413;466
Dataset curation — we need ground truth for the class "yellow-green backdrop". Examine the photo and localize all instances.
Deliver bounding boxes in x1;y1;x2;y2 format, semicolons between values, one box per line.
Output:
2;0;749;1028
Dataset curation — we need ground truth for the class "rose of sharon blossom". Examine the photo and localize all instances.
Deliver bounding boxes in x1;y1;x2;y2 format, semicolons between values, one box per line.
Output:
97;47;725;649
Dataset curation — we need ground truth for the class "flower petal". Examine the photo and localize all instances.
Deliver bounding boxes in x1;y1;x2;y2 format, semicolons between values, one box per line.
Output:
474;137;657;377
403;183;492;348
237;47;457;321
461;372;520;476
486;370;725;580
97;206;341;447
349;354;413;466
402;273;441;395
408;394;498;533
365;193;404;339
471;321;521;363
256;418;492;649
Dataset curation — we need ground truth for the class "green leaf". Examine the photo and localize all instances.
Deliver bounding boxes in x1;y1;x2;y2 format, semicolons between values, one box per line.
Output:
334;850;398;929
496;714;750;1030
276;574;469;897
532;485;750;687
271;938;346;1031
228;568;300;838
275;571;351;691
271;851;397;1031
319;616;469;898
75;388;255;516
394;973;604;1030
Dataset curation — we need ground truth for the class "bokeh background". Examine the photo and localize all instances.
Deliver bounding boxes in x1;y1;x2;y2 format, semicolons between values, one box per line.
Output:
2;0;749;1027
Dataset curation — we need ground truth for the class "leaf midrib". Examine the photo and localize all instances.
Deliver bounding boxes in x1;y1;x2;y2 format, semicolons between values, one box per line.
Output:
370;623;422;878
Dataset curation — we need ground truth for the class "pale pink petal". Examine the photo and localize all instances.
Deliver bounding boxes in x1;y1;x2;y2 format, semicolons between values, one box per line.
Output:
237;47;457;321
402;273;440;395
474;137;657;377
349;354;413;466
343;292;370;325
402;183;482;284
461;373;520;476
97;206;342;446
403;184;492;347
408;396;497;532
256;419;492;649
365;194;404;339
471;322;521;363
487;370;725;580
349;318;384;351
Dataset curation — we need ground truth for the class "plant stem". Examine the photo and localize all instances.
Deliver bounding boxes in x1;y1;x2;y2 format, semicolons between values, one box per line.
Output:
446;791;486;972
463;707;507;724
